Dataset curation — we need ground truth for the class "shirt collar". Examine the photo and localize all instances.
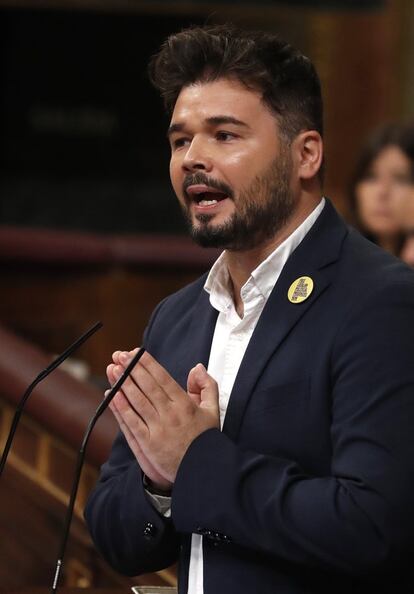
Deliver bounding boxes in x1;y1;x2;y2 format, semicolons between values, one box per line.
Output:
204;251;233;312
204;198;325;312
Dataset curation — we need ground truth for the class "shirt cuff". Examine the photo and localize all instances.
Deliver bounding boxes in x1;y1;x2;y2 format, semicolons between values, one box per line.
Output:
143;476;172;518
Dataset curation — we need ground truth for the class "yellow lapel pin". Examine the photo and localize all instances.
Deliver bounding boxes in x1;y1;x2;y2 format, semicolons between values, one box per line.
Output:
288;276;314;303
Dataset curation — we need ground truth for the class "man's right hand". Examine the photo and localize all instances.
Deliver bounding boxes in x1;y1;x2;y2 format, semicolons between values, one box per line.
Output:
107;351;173;493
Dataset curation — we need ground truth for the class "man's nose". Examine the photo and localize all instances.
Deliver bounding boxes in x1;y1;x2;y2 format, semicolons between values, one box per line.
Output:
182;138;213;173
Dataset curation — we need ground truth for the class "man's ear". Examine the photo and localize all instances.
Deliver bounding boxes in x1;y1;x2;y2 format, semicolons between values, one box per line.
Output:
293;130;323;181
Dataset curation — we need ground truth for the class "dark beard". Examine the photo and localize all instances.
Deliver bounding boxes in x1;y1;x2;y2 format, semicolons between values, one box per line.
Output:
182;149;296;251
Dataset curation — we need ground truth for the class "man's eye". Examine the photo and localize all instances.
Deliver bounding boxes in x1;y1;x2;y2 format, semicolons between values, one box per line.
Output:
216;131;236;141
172;137;189;149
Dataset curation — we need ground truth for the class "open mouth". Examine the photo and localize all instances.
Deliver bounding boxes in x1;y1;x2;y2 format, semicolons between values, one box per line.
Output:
194;191;229;206
186;184;231;207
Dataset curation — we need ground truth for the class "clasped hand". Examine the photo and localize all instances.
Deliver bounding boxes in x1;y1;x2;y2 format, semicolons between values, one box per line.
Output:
106;349;219;492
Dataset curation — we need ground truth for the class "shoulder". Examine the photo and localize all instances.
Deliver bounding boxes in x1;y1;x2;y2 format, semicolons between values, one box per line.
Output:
155;272;209;316
143;272;210;347
328;229;414;358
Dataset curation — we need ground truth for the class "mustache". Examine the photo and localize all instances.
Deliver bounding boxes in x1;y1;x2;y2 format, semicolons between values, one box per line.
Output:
183;172;234;200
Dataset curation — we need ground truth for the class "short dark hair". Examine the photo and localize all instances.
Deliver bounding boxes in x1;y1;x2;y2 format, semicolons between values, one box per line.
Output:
148;24;323;143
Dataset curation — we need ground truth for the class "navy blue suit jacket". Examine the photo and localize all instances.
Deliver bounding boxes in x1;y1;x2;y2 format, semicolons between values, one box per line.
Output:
85;200;414;593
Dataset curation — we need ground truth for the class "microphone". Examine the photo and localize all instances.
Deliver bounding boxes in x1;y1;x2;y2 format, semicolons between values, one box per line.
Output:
0;321;103;478
51;345;146;594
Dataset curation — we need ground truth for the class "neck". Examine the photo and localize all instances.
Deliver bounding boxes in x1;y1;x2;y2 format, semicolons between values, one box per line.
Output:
225;194;321;315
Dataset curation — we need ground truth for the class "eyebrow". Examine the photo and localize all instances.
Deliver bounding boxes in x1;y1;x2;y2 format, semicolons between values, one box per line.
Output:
167;115;250;138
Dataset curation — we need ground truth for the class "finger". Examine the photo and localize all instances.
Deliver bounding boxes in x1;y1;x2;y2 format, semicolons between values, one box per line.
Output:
106;365;125;403
107;363;127;398
187;363;206;394
112;351;122;364
110;402;172;488
110;387;149;438
188;363;219;411
110;399;136;443
112;364;159;425
129;351;183;402
107;363;117;385
110;398;148;459
133;363;175;411
119;352;178;409
112;347;139;365
187;365;202;405
114;347;140;363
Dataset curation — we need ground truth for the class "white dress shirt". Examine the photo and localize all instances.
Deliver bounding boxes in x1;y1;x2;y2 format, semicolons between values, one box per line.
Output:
187;198;325;594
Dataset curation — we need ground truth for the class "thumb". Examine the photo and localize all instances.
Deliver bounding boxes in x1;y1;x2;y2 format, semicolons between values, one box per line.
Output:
187;363;219;411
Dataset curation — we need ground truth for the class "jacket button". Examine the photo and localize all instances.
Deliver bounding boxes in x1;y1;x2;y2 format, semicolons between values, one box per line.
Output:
196;527;210;536
143;522;157;540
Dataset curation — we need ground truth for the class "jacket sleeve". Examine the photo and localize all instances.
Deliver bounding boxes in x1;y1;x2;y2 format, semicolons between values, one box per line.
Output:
171;280;414;578
84;431;180;576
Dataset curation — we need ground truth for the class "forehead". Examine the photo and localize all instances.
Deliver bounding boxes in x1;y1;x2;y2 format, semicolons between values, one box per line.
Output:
171;77;277;128
373;145;411;172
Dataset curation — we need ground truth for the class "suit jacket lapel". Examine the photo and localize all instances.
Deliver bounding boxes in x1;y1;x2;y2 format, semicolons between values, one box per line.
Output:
174;289;219;389
223;199;348;440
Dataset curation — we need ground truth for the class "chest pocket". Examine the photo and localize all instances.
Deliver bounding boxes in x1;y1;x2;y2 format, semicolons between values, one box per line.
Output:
238;378;310;457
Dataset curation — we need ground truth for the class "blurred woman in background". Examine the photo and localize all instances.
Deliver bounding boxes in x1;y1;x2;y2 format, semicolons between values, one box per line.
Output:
349;122;414;256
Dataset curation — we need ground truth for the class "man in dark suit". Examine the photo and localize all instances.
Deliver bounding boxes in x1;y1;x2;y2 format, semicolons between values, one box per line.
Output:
85;25;414;593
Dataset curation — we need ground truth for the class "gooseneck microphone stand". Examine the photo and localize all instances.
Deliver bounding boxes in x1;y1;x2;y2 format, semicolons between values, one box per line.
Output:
0;321;103;479
51;345;146;594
